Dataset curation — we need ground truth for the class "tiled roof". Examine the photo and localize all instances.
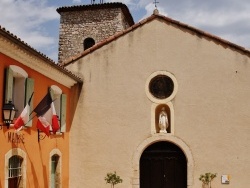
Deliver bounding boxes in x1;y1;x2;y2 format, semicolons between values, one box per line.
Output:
57;2;134;27
0;25;82;83
62;11;250;66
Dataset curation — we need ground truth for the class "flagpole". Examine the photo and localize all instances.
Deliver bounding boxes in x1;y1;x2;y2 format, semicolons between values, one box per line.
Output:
26;90;58;140
29;91;56;116
28;92;34;105
13;92;34;131
23;114;37;127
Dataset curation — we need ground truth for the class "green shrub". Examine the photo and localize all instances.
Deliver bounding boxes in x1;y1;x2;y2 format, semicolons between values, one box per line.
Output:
199;172;217;188
105;171;123;188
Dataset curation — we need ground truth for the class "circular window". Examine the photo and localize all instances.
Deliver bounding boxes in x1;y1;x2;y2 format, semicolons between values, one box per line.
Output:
149;75;174;99
145;71;178;103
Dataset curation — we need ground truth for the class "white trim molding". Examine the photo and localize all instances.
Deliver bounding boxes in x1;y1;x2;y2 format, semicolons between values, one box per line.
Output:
5;148;27;188
49;149;62;188
145;71;178;104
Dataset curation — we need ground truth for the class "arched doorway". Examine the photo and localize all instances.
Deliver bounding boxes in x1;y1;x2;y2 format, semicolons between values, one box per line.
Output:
140;141;187;188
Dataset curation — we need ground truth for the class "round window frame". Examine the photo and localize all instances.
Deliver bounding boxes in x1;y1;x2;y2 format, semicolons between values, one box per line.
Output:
145;71;178;103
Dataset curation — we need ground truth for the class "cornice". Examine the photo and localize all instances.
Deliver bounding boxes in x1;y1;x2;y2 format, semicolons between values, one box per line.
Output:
57;2;134;26
0;36;78;88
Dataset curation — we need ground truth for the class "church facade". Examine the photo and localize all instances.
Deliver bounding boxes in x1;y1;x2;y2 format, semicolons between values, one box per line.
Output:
60;3;250;188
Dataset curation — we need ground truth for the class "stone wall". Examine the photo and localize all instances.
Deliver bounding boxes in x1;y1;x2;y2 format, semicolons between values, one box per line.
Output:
58;7;131;63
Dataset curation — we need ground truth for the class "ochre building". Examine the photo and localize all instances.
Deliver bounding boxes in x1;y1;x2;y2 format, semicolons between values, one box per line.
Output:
0;26;82;188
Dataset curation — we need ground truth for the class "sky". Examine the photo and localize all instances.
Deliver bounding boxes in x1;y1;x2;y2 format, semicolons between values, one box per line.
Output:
0;0;250;62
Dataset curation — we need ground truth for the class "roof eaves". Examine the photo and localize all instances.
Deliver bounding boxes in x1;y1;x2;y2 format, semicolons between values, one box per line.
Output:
155;14;250;56
57;2;134;26
57;2;123;12
0;26;55;63
62;13;250;66
62;15;156;66
0;25;82;83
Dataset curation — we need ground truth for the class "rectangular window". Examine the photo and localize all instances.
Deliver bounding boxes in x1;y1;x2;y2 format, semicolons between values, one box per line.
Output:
50;86;67;133
13;77;26;117
51;155;60;188
5;66;34;126
8;155;23;188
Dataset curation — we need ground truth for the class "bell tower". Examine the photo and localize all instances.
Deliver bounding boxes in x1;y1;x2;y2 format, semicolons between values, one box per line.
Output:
57;2;134;63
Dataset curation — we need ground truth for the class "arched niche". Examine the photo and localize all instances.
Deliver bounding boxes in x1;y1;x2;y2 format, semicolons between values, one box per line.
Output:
151;102;174;134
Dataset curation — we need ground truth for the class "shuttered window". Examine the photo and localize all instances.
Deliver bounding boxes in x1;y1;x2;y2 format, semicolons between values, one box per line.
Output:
50;86;67;133
24;78;34;127
60;94;67;132
5;67;13;104
5;66;34;125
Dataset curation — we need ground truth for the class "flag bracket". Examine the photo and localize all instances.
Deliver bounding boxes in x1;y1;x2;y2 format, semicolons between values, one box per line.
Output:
38;129;46;142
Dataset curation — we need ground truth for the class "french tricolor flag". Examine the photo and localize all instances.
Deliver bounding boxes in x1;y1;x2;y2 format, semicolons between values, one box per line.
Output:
14;93;33;131
51;102;60;134
34;91;60;135
14;103;29;131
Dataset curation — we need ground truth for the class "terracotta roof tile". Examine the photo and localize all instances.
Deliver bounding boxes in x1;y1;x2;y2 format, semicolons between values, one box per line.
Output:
132;22;141;29
114;31;124;39
106;35;116;42
138;18;148;25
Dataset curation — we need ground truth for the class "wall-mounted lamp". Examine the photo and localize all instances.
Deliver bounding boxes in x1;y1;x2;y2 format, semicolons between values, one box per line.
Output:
2;101;16;129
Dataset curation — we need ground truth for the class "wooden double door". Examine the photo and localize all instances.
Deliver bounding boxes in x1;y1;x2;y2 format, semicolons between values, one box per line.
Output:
140;142;187;188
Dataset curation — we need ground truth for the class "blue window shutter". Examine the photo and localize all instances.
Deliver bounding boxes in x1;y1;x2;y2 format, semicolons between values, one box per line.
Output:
25;78;34;127
60;94;67;132
5;67;13;103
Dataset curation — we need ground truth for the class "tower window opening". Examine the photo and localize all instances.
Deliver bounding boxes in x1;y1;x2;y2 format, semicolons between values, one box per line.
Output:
84;38;95;50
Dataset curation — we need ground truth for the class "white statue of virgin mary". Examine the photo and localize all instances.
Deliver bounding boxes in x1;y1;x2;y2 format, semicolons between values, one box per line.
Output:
159;107;168;133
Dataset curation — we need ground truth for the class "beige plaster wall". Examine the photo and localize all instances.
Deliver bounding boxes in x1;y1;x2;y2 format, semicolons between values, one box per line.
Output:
68;18;250;188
